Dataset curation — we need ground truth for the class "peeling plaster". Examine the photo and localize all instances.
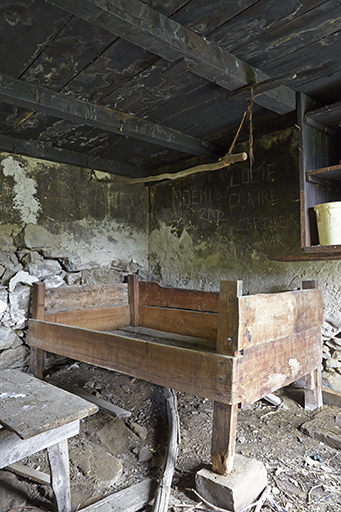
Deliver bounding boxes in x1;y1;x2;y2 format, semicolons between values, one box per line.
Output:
2;156;41;223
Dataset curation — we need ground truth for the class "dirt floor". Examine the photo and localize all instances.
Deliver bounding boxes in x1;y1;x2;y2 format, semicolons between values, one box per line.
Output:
2;361;341;512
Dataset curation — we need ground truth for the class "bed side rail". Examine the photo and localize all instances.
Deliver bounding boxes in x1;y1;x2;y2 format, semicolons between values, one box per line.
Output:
128;276;219;339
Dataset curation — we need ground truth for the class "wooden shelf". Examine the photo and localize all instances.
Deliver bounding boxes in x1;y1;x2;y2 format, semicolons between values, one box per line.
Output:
299;93;341;258
306;163;341;181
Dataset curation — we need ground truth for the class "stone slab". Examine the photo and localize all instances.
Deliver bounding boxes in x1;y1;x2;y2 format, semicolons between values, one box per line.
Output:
195;455;267;512
300;407;341;450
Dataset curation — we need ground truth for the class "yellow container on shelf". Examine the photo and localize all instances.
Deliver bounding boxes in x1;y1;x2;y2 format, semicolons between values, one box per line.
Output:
314;201;341;245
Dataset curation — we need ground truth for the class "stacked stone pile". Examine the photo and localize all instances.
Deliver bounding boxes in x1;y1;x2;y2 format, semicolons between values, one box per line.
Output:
0;223;147;370
321;309;341;394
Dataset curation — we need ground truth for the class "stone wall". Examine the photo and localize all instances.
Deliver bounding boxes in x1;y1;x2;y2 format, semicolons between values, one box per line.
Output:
0;153;149;370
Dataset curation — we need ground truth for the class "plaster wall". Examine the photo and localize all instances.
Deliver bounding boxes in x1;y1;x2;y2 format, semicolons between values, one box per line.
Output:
0;153;148;269
0;152;149;369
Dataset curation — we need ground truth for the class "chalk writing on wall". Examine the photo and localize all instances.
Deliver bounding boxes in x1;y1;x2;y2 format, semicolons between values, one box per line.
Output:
151;128;301;257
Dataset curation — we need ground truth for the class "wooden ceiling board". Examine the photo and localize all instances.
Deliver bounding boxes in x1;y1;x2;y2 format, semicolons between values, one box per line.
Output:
44;0;295;115
21;16;115;91
151;83;242;138
233;1;341;68
170;0;259;36
0;0;339;176
101;58;207;118
0;0;71;77
64;39;158;104
260;29;341;100
207;0;330;53
139;0;190;17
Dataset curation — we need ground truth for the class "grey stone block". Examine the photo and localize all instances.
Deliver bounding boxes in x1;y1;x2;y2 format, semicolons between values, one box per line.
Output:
196;455;267;512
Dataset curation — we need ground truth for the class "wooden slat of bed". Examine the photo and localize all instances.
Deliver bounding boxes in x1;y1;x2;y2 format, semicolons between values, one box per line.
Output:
138;305;218;340
139;281;219;312
44;305;130;331
117;325;216;351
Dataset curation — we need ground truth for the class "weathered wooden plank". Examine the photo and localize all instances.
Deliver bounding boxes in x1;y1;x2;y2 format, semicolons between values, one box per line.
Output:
237;1;341;68
0;369;97;439
322;388;341;409
211;402;238;475
79;477;156;512
128;275;139;327
139;281;219;312
172;0;258;36
22;16;114;92
235;328;322;407
30;347;46;380
7;462;51;485
48;439;71;512
216;281;242;356
0;73;218;158
303;367;323;411
28;320;236;404
117;325;216;351
31;282;46;320
44;284;129;313
44;0;295;114
0;0;71;77
51;383;131;419
0;421;79;468
152;388;179;512
209;0;328;53
65;38;158;104
30;283;47;379
103;57;207;121
237;289;323;350
212;281;242;474
305;100;341;129
138;305;217;340
44;305;130;331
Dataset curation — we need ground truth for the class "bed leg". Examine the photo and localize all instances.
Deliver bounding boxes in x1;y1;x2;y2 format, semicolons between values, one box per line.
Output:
303;367;323;410
211;402;238;475
30;347;46;379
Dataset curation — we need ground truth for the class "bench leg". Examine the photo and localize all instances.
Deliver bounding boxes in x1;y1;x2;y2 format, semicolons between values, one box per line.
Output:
303;367;323;411
211;402;238;475
47;439;71;512
30;347;46;379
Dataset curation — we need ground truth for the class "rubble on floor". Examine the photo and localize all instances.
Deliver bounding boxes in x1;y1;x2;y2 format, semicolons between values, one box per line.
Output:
1;362;341;512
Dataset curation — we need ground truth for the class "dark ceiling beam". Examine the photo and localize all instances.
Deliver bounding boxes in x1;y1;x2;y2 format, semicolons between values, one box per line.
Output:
44;0;296;115
0;133;144;177
0;73;218;159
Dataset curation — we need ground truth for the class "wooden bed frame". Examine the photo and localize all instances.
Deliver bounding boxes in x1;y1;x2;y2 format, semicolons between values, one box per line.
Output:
28;276;323;475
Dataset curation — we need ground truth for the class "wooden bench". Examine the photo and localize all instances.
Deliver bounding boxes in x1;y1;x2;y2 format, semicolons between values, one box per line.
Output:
28;277;323;475
0;369;98;512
